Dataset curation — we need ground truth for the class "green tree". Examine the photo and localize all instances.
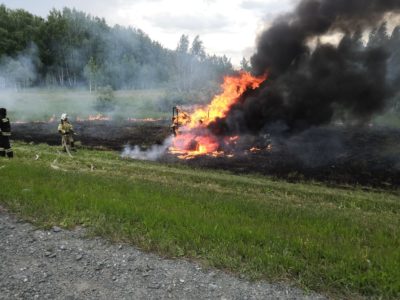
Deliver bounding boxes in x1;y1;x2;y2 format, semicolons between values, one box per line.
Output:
176;34;189;53
95;85;116;113
175;35;191;91
84;56;99;92
190;35;205;61
0;4;234;91
240;57;251;72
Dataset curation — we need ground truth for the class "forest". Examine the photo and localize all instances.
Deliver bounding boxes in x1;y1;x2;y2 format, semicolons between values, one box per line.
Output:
1;4;400;112
0;4;234;91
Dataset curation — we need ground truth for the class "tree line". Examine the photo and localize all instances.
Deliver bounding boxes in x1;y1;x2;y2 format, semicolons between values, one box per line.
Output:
0;5;234;91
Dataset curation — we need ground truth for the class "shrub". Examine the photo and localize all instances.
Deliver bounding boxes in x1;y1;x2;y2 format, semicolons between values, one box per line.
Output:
94;85;116;113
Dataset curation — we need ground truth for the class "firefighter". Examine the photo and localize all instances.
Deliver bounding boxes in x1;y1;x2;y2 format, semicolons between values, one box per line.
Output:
58;113;76;152
171;116;178;136
0;108;13;158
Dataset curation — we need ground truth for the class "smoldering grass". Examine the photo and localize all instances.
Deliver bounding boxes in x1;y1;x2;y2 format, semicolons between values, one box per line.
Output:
121;136;173;161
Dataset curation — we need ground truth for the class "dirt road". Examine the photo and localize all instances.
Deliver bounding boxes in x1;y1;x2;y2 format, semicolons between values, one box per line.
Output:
0;207;326;300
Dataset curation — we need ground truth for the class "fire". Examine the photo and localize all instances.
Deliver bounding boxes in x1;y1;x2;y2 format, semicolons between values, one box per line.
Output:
88;114;111;121
248;144;273;154
169;71;267;159
188;72;266;128
249;147;261;153
76;114;111;122
127;118;162;122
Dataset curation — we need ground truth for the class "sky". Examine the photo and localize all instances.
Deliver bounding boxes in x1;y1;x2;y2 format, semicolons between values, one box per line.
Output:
1;0;297;66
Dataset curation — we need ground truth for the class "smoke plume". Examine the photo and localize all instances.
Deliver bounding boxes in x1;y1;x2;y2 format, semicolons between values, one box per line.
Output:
219;0;400;133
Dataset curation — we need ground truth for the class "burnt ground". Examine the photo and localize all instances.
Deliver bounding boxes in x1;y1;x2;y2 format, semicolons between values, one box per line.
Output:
12;120;171;151
165;126;400;188
12;121;400;188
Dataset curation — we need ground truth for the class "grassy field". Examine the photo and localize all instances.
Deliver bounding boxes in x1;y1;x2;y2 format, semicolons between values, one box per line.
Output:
1;88;170;121
3;88;400;129
0;142;399;298
374;111;400;128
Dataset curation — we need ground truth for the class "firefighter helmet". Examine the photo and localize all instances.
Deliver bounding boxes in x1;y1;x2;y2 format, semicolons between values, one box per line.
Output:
61;113;68;121
0;108;6;117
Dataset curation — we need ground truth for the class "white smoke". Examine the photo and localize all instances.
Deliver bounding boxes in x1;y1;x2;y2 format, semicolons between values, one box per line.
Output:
121;136;173;161
0;43;39;90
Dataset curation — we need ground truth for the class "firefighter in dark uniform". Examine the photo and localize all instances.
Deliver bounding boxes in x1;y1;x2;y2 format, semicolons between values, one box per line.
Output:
0;108;13;158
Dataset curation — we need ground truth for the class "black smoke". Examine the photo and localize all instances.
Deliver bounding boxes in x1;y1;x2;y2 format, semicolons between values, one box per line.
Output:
216;0;400;134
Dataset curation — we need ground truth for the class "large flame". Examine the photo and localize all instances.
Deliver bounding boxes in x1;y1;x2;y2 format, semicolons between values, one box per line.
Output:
170;71;267;159
188;71;266;128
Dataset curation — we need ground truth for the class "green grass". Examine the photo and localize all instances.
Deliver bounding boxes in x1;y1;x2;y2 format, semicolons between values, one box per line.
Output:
1;88;169;121
374;111;400;128
0;142;399;298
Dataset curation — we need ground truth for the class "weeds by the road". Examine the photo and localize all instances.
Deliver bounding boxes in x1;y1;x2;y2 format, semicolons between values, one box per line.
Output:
0;142;399;298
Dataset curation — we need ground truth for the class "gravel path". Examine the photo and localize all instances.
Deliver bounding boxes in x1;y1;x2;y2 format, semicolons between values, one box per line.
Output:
0;207;326;300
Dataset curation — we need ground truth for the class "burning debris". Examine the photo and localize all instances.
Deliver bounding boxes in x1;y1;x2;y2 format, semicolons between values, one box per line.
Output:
165;0;400;160
168;72;267;159
76;114;111;122
159;0;400;178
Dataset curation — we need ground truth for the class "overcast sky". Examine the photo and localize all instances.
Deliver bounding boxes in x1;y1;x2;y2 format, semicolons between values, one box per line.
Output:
1;0;297;65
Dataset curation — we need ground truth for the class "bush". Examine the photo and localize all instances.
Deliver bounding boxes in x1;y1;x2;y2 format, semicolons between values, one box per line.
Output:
94;85;116;113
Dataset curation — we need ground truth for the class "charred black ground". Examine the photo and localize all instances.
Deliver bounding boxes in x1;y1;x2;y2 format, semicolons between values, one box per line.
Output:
12;121;400;188
166;126;400;188
12;121;170;151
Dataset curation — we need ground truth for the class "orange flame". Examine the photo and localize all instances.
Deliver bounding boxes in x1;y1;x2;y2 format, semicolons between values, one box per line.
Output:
127;118;162;122
170;71;267;158
188;72;266;128
88;114;111;121
76;114;111;122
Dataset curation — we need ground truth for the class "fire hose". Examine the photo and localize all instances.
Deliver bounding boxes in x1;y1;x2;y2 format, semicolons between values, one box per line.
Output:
62;137;73;158
61;132;78;158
